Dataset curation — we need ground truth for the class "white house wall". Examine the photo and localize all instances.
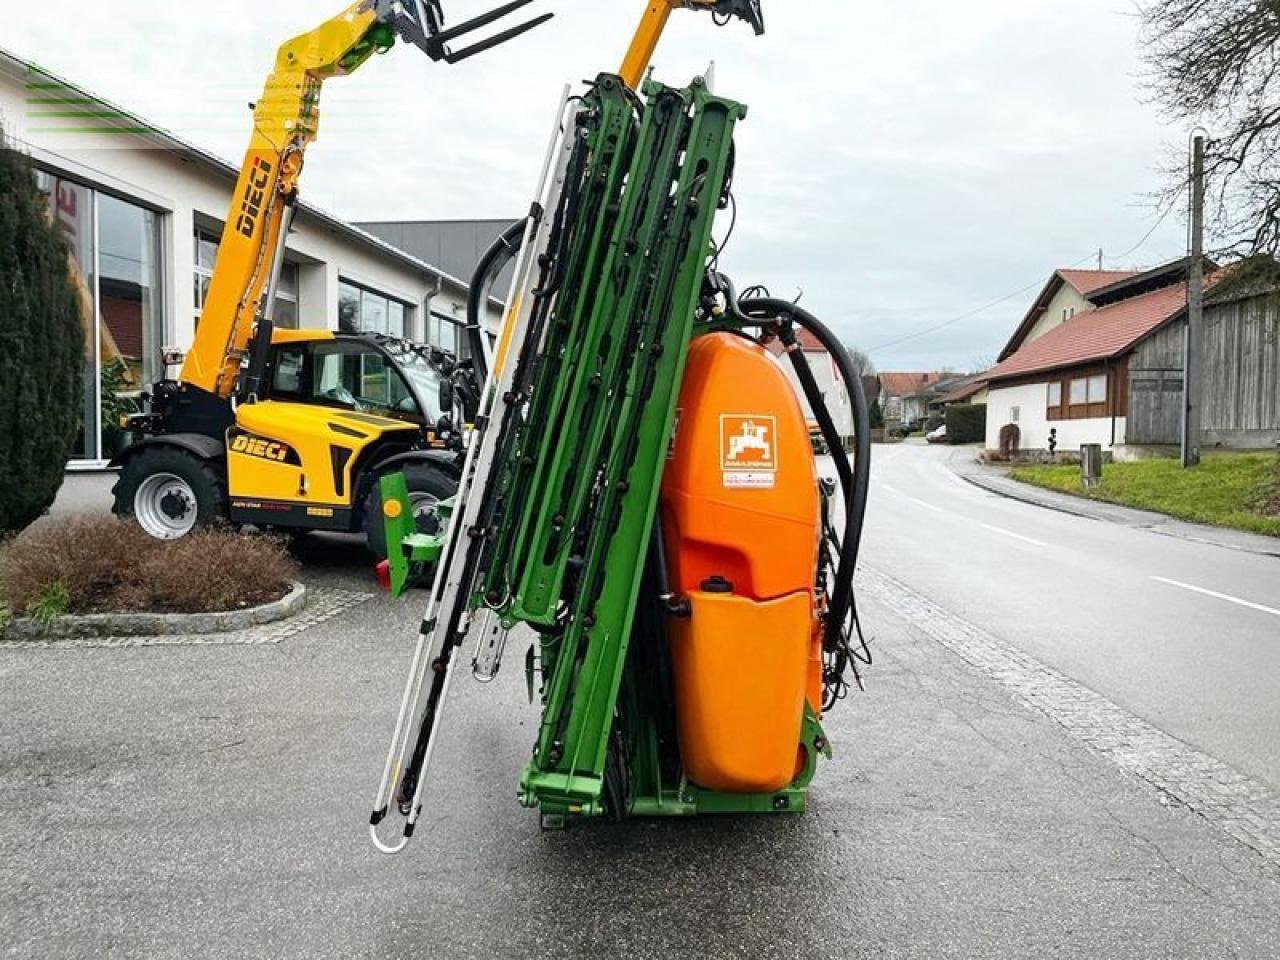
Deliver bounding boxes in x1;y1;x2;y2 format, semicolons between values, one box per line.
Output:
772;350;855;439
1024;284;1092;344
0;62;479;361
986;382;1125;451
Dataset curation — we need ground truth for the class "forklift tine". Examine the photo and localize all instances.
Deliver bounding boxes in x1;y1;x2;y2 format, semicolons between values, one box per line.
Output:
434;0;537;43
443;13;555;63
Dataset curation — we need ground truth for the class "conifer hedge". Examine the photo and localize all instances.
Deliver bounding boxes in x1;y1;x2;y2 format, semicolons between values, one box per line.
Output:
0;129;85;533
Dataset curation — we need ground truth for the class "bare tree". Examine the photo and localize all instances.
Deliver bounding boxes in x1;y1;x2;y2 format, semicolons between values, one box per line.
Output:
1140;0;1280;258
844;346;875;380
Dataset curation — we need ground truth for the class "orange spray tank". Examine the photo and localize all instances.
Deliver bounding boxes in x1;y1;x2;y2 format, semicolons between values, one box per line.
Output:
660;332;822;794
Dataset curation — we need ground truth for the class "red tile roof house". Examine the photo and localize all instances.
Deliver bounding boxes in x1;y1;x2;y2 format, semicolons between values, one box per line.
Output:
983;260;1201;455
983;257;1280;456
878;372;947;425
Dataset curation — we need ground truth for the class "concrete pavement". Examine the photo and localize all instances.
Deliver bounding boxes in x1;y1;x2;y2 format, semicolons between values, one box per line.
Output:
2;466;1279;957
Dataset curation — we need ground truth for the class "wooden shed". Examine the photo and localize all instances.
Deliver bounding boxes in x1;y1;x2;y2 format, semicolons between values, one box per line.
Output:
1128;282;1280;448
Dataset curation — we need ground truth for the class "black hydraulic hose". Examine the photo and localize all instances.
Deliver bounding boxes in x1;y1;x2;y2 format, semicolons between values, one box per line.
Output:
466;217;528;382
737;296;872;654
777;323;850;496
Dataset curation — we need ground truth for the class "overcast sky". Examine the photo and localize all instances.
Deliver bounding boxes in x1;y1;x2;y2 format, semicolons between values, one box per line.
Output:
6;0;1190;372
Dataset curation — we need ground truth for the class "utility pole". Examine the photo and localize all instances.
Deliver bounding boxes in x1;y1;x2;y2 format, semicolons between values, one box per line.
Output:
1181;134;1205;468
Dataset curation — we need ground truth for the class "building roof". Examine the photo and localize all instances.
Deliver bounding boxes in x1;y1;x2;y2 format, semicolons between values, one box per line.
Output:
997;268;1140;361
1057;269;1139;297
986;280;1192;382
359;219;521;291
938;376;989;404
0;46;491;302
879;371;946;398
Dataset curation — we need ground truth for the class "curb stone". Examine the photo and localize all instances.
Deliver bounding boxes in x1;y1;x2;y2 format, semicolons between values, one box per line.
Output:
1;582;307;641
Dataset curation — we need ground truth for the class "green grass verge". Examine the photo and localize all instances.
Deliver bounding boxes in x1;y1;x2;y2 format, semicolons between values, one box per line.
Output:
1010;452;1280;537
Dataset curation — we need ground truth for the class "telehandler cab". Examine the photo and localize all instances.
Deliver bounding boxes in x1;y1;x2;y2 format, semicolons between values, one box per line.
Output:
111;0;551;553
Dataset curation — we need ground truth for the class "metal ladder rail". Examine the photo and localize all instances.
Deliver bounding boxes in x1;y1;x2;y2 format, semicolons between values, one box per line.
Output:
368;86;579;853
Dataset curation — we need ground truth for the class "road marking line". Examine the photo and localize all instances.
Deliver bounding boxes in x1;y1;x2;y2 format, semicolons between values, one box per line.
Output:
1150;577;1280;619
976;522;1047;547
877;482;944;513
904;494;945;514
879;483;1044;544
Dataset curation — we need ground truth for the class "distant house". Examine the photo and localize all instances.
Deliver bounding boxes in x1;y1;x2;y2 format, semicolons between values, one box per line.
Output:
878;372;947;425
984;257;1280;454
937;375;989;407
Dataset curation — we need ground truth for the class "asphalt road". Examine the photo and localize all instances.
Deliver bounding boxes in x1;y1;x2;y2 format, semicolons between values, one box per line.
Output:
863;443;1280;790
2;470;1279;957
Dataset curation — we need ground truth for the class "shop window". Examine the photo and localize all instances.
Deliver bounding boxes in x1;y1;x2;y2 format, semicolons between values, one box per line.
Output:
427;310;463;357
339;279;413;339
36;172;161;463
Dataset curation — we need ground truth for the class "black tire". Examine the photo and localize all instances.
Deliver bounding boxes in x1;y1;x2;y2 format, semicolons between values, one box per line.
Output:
112;446;227;540
363;462;457;559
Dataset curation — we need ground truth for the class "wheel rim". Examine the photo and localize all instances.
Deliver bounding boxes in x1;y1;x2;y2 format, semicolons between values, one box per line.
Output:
134;473;198;539
407;492;440;536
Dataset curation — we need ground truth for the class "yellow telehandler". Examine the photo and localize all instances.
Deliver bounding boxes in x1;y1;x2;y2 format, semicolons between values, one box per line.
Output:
112;0;550;556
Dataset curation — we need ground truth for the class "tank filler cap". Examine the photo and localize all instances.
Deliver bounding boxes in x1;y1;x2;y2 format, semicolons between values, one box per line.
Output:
700;576;734;595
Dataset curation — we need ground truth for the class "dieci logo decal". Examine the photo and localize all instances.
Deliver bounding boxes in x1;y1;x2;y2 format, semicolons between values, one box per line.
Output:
230;433;296;464
720;414;777;489
235;157;273;238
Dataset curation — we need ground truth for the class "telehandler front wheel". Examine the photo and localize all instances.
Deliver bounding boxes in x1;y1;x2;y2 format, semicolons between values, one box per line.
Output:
363;462;456;559
113;446;227;541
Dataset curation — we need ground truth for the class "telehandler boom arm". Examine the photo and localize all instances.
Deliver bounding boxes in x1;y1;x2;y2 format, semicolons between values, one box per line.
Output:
619;0;764;88
178;0;551;402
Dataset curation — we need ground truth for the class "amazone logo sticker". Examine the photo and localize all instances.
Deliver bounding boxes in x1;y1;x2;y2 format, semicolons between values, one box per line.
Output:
231;433;295;464
720;414;777;489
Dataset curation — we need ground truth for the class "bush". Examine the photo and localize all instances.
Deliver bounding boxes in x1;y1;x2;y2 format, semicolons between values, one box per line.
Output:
946;403;987;444
0;517;298;617
0;127;85;533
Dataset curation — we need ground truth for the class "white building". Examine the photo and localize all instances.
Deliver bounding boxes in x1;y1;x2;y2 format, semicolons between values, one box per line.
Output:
768;328;855;442
983;262;1193;454
0;47;500;469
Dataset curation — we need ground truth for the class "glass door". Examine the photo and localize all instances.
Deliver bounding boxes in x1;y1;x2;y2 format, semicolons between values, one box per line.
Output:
35;173;162;464
36;172;98;461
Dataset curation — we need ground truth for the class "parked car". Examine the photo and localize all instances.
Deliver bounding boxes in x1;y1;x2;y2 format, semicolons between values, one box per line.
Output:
925;424;948;444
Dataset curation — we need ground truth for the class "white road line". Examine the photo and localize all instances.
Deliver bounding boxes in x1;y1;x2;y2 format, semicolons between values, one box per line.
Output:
879;482;1045;544
976;522;1048;547
903;494;945;514
1150;577;1280;619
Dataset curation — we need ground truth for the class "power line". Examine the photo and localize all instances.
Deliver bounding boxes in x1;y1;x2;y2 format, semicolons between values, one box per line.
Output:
867;251;1097;354
1105;204;1177;265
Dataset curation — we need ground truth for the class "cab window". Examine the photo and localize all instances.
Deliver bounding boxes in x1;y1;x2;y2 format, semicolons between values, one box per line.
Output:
271;347;306;399
310;341;422;421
